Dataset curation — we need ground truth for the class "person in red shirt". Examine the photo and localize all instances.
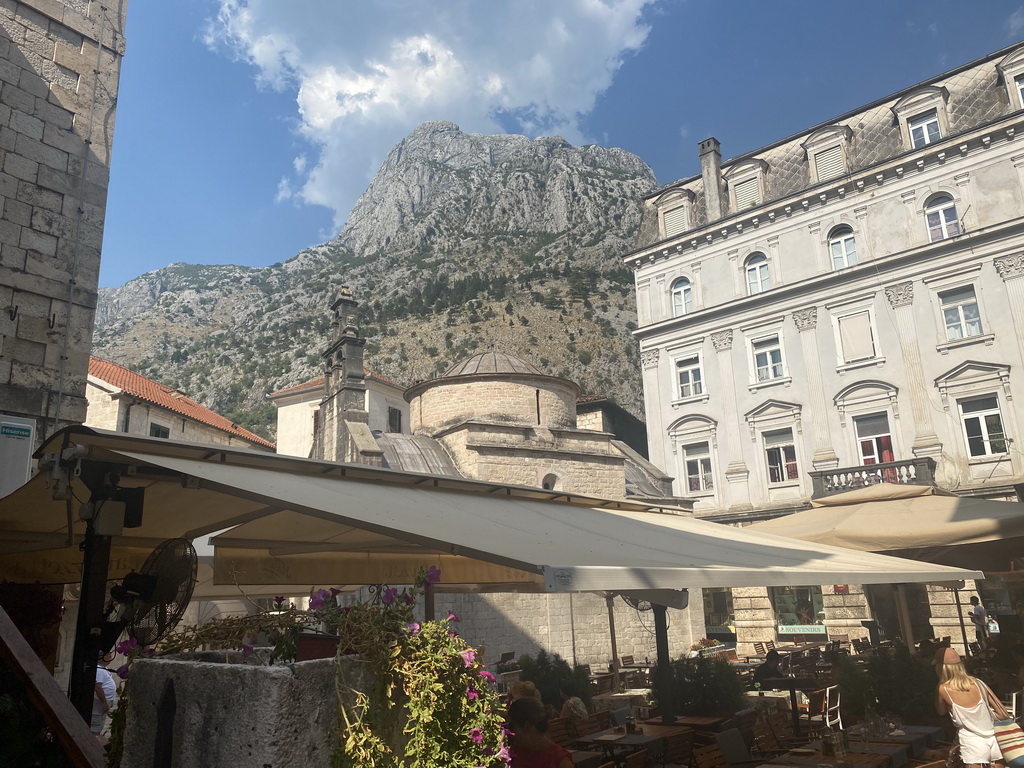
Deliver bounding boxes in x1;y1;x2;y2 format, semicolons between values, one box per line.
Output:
508;697;574;768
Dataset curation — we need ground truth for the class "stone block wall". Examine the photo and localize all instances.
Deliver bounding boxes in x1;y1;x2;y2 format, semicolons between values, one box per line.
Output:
411;377;578;434
0;0;126;444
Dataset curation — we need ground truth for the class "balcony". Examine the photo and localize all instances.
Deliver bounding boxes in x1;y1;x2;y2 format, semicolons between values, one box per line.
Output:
809;457;937;498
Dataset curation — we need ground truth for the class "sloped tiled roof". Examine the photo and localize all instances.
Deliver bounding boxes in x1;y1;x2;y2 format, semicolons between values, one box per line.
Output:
267;368;404;399
88;357;275;449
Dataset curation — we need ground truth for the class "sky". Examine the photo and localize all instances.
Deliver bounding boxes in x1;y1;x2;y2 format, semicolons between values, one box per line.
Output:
98;1;1024;287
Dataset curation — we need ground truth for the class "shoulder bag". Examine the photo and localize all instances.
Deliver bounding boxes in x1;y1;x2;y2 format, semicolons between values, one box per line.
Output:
978;678;1024;767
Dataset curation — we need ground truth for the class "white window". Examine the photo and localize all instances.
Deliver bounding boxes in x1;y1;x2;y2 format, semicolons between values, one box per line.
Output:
1017;75;1024;109
733;177;761;209
909;110;941;148
746;253;771;295
684;442;714;493
828;226;857;270
663;205;688;237
854;412;895;465
764;428;799;483
959;396;1008;458
925;194;960;242
676;355;703;399
836;310;877;364
814;145;845;182
671;277;693;317
752;335;784;381
939;286;983;341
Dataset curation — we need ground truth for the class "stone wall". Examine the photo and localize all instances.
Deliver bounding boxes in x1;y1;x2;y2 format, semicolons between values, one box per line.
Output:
0;0;126;444
411;376;578;434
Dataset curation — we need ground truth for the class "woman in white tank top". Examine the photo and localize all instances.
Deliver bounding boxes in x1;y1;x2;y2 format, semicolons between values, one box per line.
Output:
935;646;1007;768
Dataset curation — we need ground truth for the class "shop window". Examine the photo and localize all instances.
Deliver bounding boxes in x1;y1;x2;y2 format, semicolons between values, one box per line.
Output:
770;585;826;635
703;587;735;636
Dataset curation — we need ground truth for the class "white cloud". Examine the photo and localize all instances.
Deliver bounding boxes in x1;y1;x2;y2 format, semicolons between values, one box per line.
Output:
1008;6;1024;37
206;0;656;231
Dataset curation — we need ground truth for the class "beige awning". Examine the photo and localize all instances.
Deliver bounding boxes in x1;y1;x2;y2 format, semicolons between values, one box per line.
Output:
0;429;982;591
748;483;1024;571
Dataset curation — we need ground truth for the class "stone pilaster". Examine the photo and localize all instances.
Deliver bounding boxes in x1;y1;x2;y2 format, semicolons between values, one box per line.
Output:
640;348;669;475
793;307;839;469
732;586;776;656
995;253;1024;367
883;282;942;456
711;330;751;511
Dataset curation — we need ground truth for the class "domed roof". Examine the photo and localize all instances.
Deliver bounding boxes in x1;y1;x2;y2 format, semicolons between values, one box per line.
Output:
440;352;545;378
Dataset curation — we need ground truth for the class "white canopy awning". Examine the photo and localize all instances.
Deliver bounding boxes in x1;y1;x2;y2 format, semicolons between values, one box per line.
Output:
0;428;982;591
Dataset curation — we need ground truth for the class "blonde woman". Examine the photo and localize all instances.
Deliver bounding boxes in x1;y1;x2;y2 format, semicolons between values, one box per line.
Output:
935;646;1007;768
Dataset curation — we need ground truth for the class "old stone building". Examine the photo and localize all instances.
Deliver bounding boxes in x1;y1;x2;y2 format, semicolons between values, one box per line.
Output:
0;0;128;483
273;288;699;667
625;43;1024;650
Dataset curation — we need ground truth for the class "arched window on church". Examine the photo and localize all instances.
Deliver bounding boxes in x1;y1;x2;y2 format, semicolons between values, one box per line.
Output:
541;473;559;491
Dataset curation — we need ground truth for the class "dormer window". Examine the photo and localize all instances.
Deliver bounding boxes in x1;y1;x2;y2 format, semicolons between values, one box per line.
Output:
655;188;694;240
997;45;1024;111
724;159;768;213
892;87;950;151
802;125;852;183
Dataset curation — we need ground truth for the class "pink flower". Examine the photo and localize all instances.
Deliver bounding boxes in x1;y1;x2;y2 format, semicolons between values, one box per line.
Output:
447;609;460;622
479;669;496;683
115;664;130;680
143;648;155;656
116;637;138;655
496;745;511;762
402;591;416;606
461;649;476;668
425;565;442;585
466;684;479;700
404;622;421;635
449;629;459;638
382;587;398;605
470;728;484;744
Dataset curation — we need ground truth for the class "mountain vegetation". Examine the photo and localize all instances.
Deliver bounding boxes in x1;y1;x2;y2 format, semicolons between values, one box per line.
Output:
92;121;658;440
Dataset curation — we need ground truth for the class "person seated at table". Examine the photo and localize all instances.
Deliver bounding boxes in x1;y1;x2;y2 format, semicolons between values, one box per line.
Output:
508;697;574;768
507;680;557;721
558;684;588;735
753;649;784;685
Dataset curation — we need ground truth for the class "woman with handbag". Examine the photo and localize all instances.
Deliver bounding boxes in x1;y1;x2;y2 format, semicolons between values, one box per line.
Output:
935;646;1008;768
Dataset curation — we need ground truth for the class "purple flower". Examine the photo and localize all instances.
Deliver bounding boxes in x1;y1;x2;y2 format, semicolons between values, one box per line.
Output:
404;622;421;635
310;588;330;611
330;587;341;597
479;669;496;683
116;637;138;655
143;648;155;656
447;609;460;623
425;565;441;585
496;745;511;763
242;643;254;657
115;664;130;680
461;649;476;668
274;595;285;607
466;684;479;700
470;728;484;744
402;590;416;606
382;587;399;605
483;747;495;756
449;629;460;638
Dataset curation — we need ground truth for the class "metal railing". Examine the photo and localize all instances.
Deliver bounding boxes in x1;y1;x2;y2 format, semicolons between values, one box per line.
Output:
809;457;936;498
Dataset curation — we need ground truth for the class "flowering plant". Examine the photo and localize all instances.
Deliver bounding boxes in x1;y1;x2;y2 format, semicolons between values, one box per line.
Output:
690;637;723;651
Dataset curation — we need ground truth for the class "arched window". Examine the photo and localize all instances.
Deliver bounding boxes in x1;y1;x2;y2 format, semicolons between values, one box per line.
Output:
671;277;692;317
828;225;857;270
745;253;771;295
541;473;558;490
925;194;960;242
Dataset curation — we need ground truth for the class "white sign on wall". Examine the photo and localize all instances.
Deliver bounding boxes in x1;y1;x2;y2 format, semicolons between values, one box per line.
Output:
0;415;35;499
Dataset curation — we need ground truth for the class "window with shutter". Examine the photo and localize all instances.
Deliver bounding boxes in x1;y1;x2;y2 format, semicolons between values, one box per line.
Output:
733;177;761;210
663;205;687;237
837;311;876;363
814;145;845;182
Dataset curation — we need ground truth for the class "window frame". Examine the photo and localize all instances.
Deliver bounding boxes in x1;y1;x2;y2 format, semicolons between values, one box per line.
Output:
958;395;1009;459
149;422;170;439
724;159;768;214
908;110;941;148
924;193;961;243
939;286;983;342
924;268;994;352
387;405;403;434
683;441;715;495
802;125;852;184
997;47;1024;111
745;253;772;295
828;225;858;270
763;427;800;486
674;353;704;401
828;301;884;372
751;333;785;383
892;87;950;151
671;277;693;318
654;188;694;240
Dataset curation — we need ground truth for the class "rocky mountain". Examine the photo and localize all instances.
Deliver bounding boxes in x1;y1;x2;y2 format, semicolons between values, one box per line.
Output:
93;121;658;440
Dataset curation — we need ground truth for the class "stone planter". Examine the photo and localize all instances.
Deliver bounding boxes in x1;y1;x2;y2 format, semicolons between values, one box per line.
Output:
120;651;382;768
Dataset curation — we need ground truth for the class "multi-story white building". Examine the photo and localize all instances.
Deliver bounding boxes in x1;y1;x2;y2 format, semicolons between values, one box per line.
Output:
625;43;1024;648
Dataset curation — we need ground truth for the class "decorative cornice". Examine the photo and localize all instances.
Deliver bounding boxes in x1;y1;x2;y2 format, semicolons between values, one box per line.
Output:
995;253;1024;281
640;349;660;368
793;307;818;332
711;330;734;351
884;281;914;308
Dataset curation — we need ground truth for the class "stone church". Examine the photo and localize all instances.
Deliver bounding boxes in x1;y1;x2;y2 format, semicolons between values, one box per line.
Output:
270;285;702;667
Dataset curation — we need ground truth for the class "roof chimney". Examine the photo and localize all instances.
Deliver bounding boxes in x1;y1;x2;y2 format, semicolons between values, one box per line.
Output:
699;137;725;222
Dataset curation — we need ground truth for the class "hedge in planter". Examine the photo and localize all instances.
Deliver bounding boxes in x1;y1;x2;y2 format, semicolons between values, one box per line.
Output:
651;656;745;716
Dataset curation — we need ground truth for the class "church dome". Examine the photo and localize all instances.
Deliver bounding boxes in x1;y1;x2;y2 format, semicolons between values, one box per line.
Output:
440;352;545;378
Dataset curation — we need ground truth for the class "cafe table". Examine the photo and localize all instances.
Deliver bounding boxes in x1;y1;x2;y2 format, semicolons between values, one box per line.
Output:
767;751;892;768
575;723;692;762
642;714;731;731
803;738;911;768
757;677;820;734
568;749;606;768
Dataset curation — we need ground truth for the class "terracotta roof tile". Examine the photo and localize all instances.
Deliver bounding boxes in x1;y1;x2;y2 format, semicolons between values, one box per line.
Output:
88;357;275;449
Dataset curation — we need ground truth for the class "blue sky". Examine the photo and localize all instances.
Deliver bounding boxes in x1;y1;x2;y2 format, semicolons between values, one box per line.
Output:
99;1;1024;287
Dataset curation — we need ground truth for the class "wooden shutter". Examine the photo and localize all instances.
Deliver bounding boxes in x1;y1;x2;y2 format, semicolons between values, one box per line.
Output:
838;311;875;363
733;177;761;210
814;145;844;181
663;205;687;237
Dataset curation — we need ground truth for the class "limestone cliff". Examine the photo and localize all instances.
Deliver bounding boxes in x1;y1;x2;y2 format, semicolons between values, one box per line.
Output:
93;122;658;439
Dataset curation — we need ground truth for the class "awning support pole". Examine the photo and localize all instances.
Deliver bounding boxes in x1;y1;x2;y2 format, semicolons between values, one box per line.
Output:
606;593;620;691
654;603;673;725
953;587;970;653
69;519;110;722
894;584;915;651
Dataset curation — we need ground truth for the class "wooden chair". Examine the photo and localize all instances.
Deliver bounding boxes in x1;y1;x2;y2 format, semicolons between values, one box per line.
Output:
548;716;573;748
593;710;611;730
733;708;758;750
694;743;730;768
765;710;802;750
661;729;695;767
621;654;636;667
575;714;602;738
753;642;766;655
765;641;776;651
625;748;650;768
829;634;851;653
